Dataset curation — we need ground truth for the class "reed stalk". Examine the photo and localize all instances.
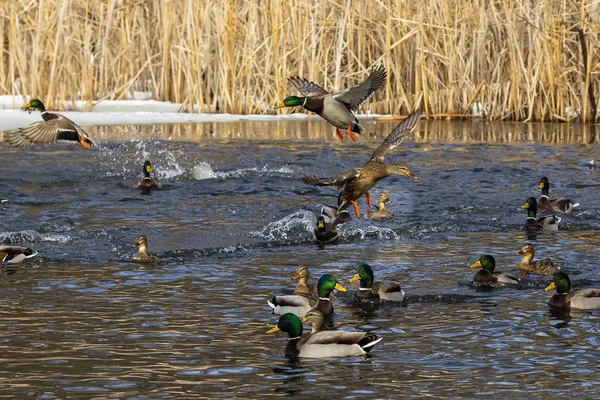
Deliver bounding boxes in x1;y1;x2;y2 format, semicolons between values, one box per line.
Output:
0;0;598;121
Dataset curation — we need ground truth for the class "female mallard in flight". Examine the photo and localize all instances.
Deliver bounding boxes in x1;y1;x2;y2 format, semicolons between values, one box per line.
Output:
521;197;560;232
469;255;520;285
3;98;95;148
303;109;420;218
349;263;405;302
545;271;600;309
134;160;161;193
266;312;382;358
515;244;559;276
0;246;37;264
275;64;387;142
365;192;392;219
131;235;158;262
268;274;346;318
538;177;578;213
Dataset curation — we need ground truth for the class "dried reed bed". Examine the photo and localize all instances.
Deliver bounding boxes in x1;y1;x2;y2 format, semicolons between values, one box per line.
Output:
0;0;598;121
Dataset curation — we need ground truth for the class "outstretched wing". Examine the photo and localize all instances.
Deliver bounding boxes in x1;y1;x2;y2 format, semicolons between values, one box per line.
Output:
370;108;421;161
288;77;329;97
3;120;62;147
302;170;359;189
332;64;387;111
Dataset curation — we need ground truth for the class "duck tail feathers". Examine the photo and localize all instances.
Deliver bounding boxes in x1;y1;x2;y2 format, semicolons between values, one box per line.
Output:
358;334;382;352
352;120;364;135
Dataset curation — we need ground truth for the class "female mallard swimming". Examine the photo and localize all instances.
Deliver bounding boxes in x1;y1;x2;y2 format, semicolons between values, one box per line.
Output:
365;192;392;219
131;235;158;262
516;244;559;276
538;177;578;214
268;274;346;318
314;216;341;242
545;271;600;309
469;255;520;285
266;312;382;358
301;309;326;334
275;64;387;142
134;160;160;193
349;263;405;302
3;99;95;148
521;197;560;232
291;266;317;296
0;246;37;264
303;109;420;218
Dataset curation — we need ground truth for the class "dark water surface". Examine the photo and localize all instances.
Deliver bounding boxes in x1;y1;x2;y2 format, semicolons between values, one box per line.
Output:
1;118;599;398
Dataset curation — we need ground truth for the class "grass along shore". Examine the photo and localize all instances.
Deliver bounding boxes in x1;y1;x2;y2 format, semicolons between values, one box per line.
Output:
1;0;598;121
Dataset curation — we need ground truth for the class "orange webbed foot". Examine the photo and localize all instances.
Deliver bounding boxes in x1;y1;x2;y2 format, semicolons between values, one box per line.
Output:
347;126;357;141
335;128;344;142
365;192;371;207
350;200;361;218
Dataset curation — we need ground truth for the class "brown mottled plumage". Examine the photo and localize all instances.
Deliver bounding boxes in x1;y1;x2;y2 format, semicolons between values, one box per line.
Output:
516;244;559;276
365;192;392;218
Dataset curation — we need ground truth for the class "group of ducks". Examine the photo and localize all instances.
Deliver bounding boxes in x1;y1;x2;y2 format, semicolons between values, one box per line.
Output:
2;69;599;360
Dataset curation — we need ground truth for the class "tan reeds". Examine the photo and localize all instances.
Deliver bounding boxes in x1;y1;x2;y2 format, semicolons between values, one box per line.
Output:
0;0;598;121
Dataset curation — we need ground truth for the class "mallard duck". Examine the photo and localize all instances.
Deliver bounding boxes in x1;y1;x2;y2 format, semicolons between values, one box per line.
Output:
266;312;382;358
131;235;158;262
469;255;520;285
538;177;578;213
301;309;325;334
3;99;95;148
516;244;559;276
365;192;392;219
349;263;405;302
521;197;560;232
545;271;600;309
267;274;346;317
134;160;160;193
320;203;352;225
314;216;341;242
303;109;420;218
275;64;387;142
291;266;317;296
0;246;37;264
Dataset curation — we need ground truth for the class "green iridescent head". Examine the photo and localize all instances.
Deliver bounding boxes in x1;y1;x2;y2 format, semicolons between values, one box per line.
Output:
266;313;303;338
470;254;496;273
545;271;571;294
349;263;374;288
275;96;306;109
538;177;550;195
143;160;152;176
22;98;46;112
316;216;326;233
316;274;346;298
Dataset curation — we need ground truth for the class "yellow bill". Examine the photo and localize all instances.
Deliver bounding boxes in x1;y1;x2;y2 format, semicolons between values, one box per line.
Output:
469;261;482;269
349;274;360;283
334;282;347;292
266;325;280;334
274;102;286;109
544;282;556;292
521;202;529;209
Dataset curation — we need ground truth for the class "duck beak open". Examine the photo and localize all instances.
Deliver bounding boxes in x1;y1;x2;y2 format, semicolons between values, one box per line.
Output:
349;274;360;283
334;283;346;292
544;282;556;292
266;326;280;334
22;102;32;112
469;260;482;269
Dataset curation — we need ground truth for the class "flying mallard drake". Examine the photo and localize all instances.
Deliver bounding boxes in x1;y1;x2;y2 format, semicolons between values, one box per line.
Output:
515;244;559;276
134;160;161;194
266;312;382;358
521;197;560;232
268;274;346;318
275;64;387;142
303;109;420;218
0;246;37;264
131;235;158;262
349;263;405;302
469;255;520;285
3;99;95;149
365;192;392;219
545;271;600;309
538;177;578;213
